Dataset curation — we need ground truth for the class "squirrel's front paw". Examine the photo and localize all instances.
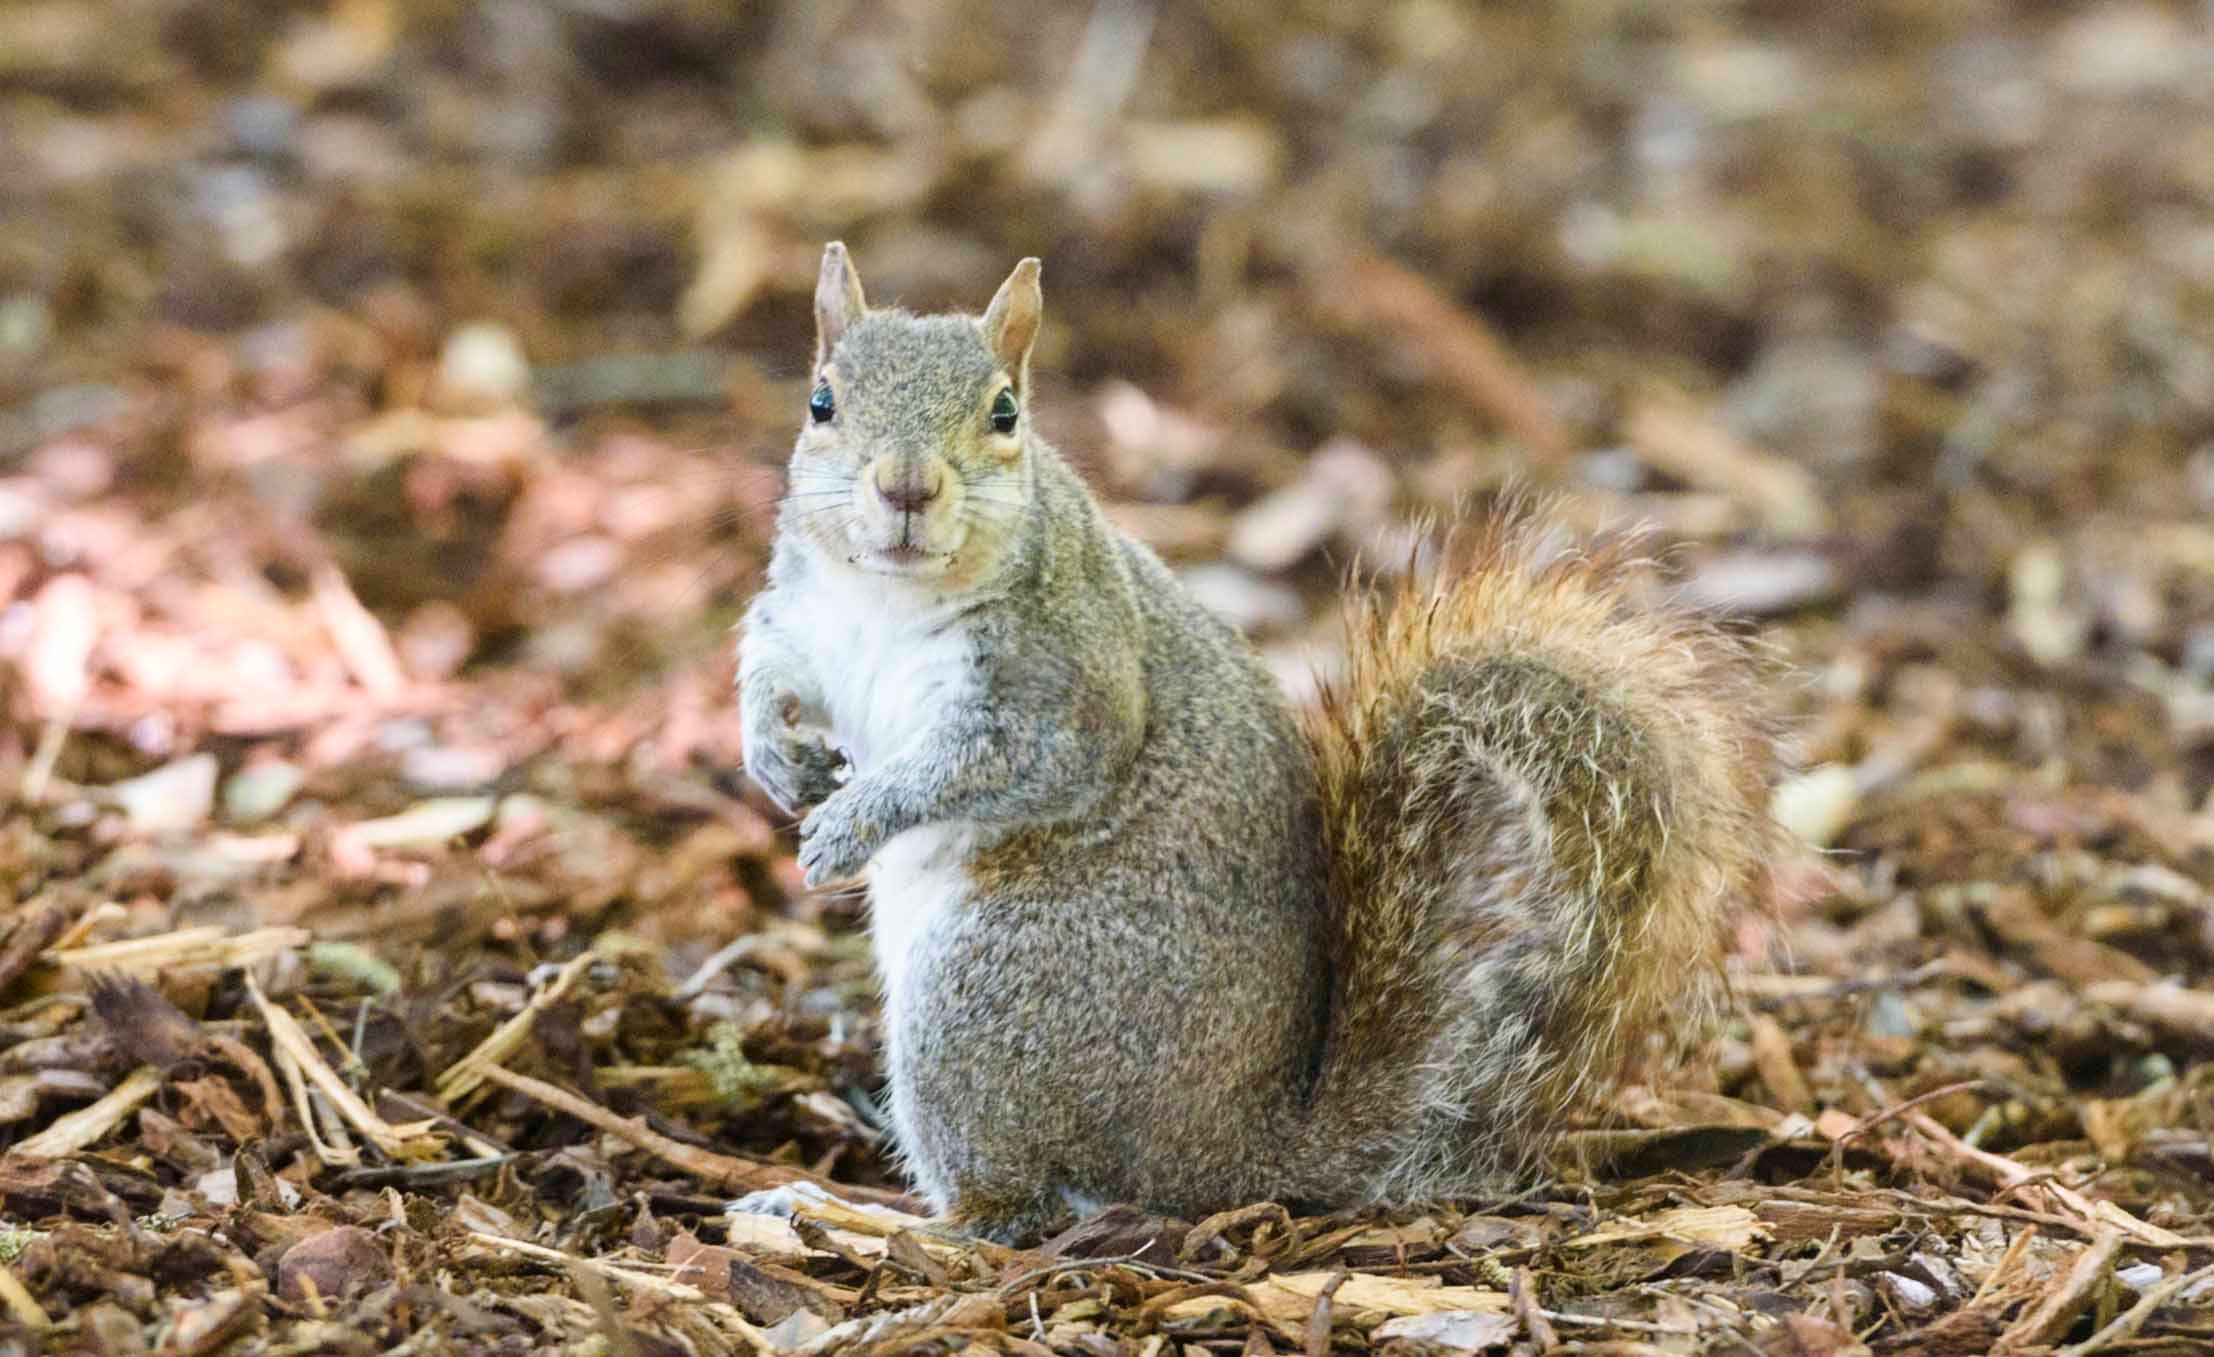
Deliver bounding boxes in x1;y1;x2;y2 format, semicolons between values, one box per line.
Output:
797;789;882;888
745;729;844;815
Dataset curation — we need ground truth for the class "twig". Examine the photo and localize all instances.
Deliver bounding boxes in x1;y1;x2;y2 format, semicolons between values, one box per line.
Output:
434;953;593;1105
1899;1109;2185;1246
1996;1230;2120;1351
1827;1080;1990;1185
463;1230;706;1301
333;1155;518;1190
17;1064;161;1158
1739;961;1948;1004
1512;1267;1560;1352
673;935;760;1001
312;563;408;698
0;1262;50;1329
50;901;126;953
2054;1260;2214;1357
51;925;310;977
1622;381;1828;537
1873;1190;2214;1250
472;1062;905;1205
1536;1309;1699;1336
245;971;434;1161
994;1249;1216;1295
1969;1225;2038;1306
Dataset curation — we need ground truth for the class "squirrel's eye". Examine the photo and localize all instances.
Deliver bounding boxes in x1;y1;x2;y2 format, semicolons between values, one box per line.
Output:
808;382;835;424
988;388;1019;435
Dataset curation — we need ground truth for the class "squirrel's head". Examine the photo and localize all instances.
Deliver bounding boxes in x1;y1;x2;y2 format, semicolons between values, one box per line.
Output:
782;242;1042;586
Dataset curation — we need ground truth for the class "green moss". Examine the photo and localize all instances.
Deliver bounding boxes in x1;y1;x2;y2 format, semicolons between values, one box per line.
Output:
0;1225;44;1263
682;1022;783;1108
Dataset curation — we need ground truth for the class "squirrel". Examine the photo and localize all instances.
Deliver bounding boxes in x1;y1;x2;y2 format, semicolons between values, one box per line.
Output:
737;243;1784;1243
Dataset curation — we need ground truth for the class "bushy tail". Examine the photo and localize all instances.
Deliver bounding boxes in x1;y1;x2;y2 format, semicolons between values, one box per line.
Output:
1292;505;1782;1203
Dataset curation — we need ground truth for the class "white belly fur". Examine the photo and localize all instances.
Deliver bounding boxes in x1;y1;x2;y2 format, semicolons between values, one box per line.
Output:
789;560;981;1001
868;822;975;1007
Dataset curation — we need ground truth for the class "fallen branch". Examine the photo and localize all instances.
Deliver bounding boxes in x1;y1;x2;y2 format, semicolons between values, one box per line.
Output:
472;1062;909;1205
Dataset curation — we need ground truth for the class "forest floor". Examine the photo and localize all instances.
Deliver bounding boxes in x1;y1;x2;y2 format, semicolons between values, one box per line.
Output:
4;3;2214;1354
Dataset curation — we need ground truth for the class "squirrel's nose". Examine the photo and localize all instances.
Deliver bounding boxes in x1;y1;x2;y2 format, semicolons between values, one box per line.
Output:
871;458;944;514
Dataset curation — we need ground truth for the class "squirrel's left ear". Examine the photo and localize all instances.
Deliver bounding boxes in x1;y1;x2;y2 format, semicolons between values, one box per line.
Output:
815;241;868;367
981;258;1042;391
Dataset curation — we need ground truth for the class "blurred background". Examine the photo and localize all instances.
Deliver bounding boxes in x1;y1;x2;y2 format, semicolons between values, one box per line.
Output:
4;0;2214;1295
4;7;2214;1345
8;2;2211;721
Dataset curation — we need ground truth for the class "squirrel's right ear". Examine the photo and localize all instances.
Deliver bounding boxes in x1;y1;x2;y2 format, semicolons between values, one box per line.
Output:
814;241;867;366
981;258;1042;391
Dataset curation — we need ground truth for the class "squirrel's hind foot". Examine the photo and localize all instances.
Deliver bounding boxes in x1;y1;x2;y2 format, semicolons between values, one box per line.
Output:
943;1183;1083;1247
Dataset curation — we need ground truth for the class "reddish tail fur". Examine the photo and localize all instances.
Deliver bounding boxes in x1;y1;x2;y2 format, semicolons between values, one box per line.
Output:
1293;504;1783;1202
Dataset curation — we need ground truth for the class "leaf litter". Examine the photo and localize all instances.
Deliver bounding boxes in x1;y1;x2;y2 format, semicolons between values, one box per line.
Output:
2;1;2214;1353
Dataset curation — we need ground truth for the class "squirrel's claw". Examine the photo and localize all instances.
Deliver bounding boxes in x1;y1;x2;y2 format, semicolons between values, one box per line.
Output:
797;790;876;888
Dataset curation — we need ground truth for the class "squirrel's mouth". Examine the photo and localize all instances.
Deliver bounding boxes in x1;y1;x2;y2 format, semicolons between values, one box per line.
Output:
853;543;951;575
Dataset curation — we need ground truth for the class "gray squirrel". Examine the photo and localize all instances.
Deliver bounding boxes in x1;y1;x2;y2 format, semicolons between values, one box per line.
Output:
736;243;1782;1242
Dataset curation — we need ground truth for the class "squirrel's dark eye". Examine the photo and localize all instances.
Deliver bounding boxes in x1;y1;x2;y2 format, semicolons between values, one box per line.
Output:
988;388;1019;435
808;382;835;424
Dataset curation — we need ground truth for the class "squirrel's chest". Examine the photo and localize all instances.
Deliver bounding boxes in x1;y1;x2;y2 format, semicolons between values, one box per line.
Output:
800;584;977;770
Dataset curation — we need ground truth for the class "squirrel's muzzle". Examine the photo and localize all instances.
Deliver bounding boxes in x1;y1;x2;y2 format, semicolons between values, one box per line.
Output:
869;456;946;515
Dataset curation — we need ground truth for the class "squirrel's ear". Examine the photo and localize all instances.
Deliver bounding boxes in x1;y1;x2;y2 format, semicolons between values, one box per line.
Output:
814;241;867;365
981;258;1042;390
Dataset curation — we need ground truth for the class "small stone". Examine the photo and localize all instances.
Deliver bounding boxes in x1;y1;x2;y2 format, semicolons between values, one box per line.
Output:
2007;543;2090;666
222;761;304;825
434;322;531;412
1372;1311;1517;1352
760;1308;832;1350
1576;446;1648;493
1177;564;1305;633
1227;438;1394;573
1227;480;1338;573
109;755;219;835
2048;3;2202;97
1864;990;1921;1038
194;1168;238;1207
1681;550;1841;617
343;796;497;849
277;1226;393;1302
1877;1270;1939;1315
1771;764;1858;848
401;745;507;792
225;95;299;158
0;293;51;356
